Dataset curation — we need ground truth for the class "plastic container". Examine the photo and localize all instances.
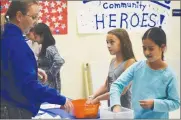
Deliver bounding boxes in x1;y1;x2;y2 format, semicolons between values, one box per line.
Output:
100;107;134;119
71;99;100;119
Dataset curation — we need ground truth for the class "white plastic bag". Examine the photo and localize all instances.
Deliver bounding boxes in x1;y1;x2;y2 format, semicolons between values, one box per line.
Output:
100;107;134;119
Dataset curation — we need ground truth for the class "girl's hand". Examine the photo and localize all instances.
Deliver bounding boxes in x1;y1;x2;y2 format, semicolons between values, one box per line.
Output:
86;95;94;104
139;99;154;109
112;105;121;113
90;97;100;104
86;96;100;105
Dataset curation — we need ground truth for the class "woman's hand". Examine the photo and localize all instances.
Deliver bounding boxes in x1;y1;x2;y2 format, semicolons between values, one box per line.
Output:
60;98;74;113
38;68;47;83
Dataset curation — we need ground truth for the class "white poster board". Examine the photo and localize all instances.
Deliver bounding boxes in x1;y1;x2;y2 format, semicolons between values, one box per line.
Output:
77;0;172;34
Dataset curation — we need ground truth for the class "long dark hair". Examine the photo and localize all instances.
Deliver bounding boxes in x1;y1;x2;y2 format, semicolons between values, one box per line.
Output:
5;0;38;22
107;28;136;61
142;27;166;61
33;23;55;57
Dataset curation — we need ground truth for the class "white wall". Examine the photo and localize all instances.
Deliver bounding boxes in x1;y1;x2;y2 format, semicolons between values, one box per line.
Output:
53;1;180;118
54;2;111;99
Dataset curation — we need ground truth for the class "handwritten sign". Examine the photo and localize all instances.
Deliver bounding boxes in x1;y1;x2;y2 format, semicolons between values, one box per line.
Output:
77;0;171;34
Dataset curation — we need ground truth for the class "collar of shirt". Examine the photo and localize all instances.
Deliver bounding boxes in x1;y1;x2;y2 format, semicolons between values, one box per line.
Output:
3;23;23;38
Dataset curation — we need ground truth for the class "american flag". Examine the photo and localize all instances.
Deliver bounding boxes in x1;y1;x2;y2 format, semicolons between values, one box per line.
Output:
0;0;68;34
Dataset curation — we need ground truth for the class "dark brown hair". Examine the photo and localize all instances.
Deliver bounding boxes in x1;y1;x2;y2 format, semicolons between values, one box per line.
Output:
142;27;166;61
5;0;38;21
107;28;136;61
33;23;55;57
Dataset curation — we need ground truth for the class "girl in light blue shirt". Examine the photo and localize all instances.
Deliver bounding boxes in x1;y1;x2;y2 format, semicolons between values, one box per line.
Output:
110;27;180;119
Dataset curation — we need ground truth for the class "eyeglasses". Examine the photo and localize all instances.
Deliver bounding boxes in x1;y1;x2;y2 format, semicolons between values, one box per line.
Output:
26;14;39;20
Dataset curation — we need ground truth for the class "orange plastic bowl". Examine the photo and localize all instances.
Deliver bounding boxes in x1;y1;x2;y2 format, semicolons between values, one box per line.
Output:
71;99;100;119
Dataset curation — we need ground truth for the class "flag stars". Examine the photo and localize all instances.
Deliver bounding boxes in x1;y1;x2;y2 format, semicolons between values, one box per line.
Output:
51;16;56;22
62;3;67;9
51;2;55;8
52;9;56;13
44;7;48;13
56;1;61;5
54;22;60;28
61;24;66;29
58;15;63;21
44;1;49;6
1;1;67;34
57;7;63;13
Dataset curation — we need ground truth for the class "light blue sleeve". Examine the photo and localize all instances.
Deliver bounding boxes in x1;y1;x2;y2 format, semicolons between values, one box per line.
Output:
110;62;136;109
153;76;180;112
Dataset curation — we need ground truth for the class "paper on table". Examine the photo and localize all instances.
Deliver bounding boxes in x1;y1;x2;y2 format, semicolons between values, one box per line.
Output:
40;104;61;109
38;110;45;114
32;113;61;119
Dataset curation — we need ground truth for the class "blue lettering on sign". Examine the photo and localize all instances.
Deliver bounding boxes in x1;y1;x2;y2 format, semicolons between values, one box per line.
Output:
84;0;170;30
95;14;105;29
94;13;158;29
160;14;165;27
83;0;102;5
149;13;157;27
103;2;108;9
83;0;91;4
141;13;148;27
150;0;171;9
101;1;146;11
130;13;139;27
83;0;171;11
109;14;116;28
120;13;128;28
